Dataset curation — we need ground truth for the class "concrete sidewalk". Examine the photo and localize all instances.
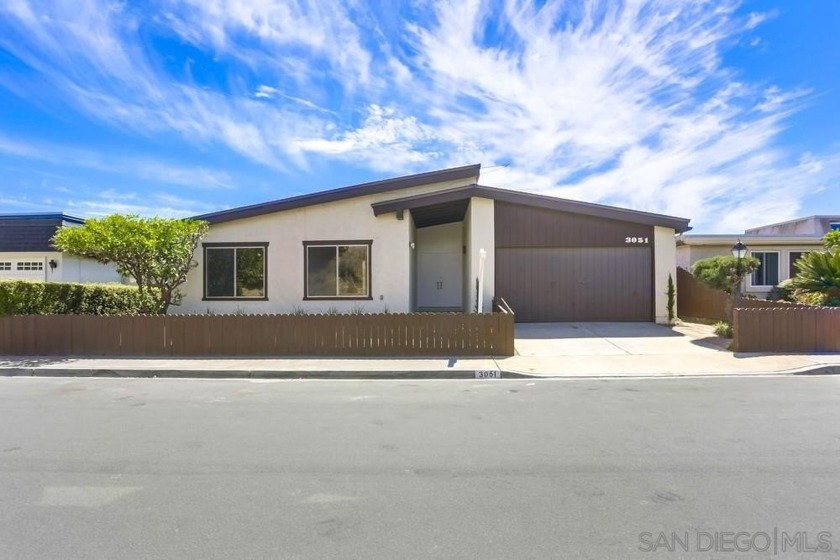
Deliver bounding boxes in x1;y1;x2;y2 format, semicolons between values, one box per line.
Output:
2;322;839;379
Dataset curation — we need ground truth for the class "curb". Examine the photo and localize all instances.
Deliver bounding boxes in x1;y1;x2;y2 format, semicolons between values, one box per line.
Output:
2;365;839;380
0;368;535;380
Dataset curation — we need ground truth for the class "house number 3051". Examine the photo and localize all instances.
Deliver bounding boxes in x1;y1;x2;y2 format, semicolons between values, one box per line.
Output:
625;237;649;244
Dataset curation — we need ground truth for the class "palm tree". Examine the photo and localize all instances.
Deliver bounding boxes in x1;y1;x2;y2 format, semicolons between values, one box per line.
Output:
784;250;840;300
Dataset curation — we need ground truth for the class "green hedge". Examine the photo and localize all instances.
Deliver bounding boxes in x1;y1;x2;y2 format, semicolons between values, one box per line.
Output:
0;281;159;315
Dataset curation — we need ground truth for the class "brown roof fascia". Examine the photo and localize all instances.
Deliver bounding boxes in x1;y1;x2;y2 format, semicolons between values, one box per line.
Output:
372;183;691;233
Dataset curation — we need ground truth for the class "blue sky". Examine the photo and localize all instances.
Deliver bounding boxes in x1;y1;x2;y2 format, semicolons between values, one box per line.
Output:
0;0;837;232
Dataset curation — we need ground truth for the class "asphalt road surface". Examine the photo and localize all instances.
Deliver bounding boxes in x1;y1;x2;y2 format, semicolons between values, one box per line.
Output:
1;376;838;559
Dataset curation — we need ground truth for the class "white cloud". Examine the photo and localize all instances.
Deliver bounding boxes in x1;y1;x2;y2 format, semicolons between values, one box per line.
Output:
294;105;444;170
0;0;836;231
254;84;280;98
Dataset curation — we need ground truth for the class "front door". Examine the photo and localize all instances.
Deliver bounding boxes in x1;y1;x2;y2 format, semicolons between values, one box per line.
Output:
417;252;463;310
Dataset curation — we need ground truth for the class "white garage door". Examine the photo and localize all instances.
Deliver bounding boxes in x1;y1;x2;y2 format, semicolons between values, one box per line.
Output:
0;260;46;281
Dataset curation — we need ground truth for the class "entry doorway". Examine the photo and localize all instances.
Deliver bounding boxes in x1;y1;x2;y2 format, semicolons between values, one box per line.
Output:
416;222;463;311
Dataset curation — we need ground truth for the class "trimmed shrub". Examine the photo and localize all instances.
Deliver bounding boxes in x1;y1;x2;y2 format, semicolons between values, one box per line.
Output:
713;321;733;338
0;281;159;315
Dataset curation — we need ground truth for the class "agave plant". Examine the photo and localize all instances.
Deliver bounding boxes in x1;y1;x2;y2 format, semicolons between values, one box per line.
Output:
784;250;840;300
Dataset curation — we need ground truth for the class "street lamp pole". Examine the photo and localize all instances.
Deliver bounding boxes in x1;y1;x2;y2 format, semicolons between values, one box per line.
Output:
731;240;748;309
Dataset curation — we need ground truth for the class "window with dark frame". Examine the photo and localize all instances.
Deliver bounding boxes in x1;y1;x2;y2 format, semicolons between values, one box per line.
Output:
751;252;779;286
830;222;840;231
789;251;808;279
204;244;267;299
304;242;371;299
0;262;11;271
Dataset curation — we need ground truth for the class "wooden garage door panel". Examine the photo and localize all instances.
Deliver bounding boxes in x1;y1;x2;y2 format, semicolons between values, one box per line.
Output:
495;247;652;322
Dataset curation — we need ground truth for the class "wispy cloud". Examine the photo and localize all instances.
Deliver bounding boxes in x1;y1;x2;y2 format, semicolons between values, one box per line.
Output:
0;0;836;231
64;191;213;218
0;133;234;189
254;85;280;99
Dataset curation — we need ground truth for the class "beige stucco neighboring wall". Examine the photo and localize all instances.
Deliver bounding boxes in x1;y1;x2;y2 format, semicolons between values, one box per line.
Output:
176;177;477;314
653;227;677;324
677;242;822;297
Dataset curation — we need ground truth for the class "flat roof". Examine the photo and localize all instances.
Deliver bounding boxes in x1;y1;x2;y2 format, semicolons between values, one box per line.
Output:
678;234;824;246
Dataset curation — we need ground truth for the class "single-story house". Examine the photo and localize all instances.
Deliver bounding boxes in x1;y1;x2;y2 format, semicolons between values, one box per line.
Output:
0;213;124;284
677;215;839;298
180;164;691;323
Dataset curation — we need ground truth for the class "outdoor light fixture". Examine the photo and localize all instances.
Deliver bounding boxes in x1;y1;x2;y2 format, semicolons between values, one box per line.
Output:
48;259;58;270
731;240;748;260
731;240;748;307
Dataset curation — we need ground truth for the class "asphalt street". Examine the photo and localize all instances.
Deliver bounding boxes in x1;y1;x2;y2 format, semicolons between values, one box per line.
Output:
0;376;838;559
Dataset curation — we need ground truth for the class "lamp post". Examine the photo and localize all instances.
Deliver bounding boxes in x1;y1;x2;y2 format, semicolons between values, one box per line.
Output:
731;240;748;307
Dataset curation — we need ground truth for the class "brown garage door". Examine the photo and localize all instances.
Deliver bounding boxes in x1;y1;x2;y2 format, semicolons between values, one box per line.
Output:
495;247;653;322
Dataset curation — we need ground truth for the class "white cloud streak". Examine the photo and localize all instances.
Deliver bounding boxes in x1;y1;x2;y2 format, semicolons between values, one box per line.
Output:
0;0;836;231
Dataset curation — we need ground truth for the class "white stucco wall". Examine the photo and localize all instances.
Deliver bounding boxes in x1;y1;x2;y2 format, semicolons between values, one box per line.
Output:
408;213;417;312
176;177;477;314
61;256;126;284
462;204;472;311
653;227;677;324
464;197;495;314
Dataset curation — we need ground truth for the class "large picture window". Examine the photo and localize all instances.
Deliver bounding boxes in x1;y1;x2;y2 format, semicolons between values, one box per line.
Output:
304;241;371;299
750;251;779;287
204;243;268;299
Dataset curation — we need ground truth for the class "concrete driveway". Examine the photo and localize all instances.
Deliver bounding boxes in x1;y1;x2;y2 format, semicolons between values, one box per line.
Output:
513;322;728;357
501;321;840;376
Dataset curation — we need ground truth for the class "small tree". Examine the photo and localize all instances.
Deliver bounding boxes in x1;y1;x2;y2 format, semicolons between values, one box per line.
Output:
824;230;840;251
666;273;676;325
691;255;759;324
53;215;209;313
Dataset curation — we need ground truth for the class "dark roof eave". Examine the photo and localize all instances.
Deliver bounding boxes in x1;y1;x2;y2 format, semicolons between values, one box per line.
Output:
193;164;481;224
0;213;84;224
372;184;692;233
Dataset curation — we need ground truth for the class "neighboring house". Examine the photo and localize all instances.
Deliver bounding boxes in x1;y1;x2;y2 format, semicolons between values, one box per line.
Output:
0;213;124;284
181;164;690;324
677;215;840;298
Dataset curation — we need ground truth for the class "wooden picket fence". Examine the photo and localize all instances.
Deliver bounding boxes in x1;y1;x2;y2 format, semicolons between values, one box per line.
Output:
676;267;729;321
677;267;809;321
734;307;840;353
0;313;515;357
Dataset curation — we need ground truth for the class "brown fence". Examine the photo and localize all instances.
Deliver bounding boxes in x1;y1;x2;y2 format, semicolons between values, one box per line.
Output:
0;313;515;357
677;267;809;321
677;267;729;321
734;307;840;353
